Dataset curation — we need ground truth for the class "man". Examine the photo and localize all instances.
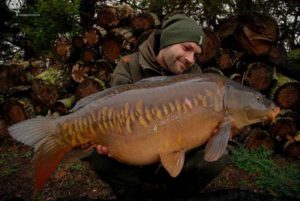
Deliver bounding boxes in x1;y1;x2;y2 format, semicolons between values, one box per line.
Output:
85;14;232;201
110;14;204;87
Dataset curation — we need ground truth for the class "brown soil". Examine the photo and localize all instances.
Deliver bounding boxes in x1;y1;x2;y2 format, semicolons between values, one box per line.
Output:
0;135;295;201
0;137;115;201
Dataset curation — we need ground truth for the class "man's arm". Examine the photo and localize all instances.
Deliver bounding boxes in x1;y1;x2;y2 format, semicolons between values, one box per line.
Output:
110;55;135;87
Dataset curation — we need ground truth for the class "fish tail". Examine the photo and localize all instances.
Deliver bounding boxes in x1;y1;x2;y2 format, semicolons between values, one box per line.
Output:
8;117;71;192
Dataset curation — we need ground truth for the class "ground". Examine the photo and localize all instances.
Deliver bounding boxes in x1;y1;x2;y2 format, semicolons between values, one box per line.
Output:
0;134;295;201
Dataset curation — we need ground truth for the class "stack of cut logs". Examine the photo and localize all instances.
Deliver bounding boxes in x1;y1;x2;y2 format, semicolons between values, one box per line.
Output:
0;4;299;158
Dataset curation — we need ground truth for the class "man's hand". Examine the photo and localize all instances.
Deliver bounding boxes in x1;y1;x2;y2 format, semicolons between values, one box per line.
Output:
81;142;109;156
96;145;109;155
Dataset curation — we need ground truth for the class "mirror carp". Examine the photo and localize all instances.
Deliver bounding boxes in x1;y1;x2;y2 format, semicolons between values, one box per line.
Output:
8;73;280;191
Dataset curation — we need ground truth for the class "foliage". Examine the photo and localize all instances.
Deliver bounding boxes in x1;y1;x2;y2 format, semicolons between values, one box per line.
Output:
287;48;300;61
65;162;87;172
34;66;70;88
0;3;21;61
1;0;299;59
19;0;82;56
232;146;300;198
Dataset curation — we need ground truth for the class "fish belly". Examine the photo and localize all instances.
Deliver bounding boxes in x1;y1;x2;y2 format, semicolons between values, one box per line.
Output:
103;106;223;166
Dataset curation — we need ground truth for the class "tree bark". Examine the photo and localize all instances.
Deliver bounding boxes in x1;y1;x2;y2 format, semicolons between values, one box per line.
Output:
244;62;274;91
244;127;275;151
199;28;221;63
31;79;59;107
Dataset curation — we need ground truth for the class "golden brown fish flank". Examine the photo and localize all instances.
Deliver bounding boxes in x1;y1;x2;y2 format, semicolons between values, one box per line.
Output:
61;91;218;147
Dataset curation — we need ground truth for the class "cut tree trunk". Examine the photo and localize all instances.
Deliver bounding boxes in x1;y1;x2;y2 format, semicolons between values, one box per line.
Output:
217;12;278;57
268;43;287;65
53;95;76;115
130;12;155;37
199;28;221;63
94;60;114;84
53;35;73;63
71;62;91;83
278;109;300;130
229;73;243;84
117;4;134;21
28;59;46;77
269;117;297;142
97;6;120;30
31;79;59;107
9;64;28;85
83;27;102;47
81;47;99;63
235;12;278;56
6;85;31;97
273;82;300;112
216;49;243;71
3;99;28;124
72;35;84;49
0;64;27;92
75;77;105;100
101;34;122;63
244;62;274;91
216;16;238;40
0;78;13;94
111;27;137;52
284;141;300;159
244;127;275;151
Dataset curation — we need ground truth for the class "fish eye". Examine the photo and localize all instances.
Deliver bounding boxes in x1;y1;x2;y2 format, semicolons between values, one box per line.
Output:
256;95;262;102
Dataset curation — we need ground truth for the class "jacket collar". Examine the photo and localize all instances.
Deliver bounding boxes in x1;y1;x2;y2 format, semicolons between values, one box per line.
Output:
138;30;165;74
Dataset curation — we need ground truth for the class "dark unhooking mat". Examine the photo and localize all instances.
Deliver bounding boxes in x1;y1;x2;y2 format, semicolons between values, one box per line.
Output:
52;189;298;201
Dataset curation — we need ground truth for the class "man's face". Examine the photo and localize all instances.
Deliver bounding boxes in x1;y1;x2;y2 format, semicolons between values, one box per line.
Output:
157;42;202;74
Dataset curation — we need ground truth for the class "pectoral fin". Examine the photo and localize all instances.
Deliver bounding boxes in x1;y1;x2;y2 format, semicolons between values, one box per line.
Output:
160;151;185;177
204;117;231;162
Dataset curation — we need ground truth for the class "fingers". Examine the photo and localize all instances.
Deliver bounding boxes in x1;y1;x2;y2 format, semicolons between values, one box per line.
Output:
96;145;109;155
81;142;109;155
81;141;96;152
82;144;97;152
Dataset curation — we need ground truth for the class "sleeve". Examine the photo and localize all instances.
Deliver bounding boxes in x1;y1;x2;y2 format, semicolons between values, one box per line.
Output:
110;56;134;87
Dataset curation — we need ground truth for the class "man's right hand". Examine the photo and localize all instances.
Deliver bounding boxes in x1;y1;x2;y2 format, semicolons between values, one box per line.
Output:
81;142;109;156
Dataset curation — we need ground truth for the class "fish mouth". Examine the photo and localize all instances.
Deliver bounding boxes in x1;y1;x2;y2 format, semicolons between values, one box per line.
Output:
266;106;281;122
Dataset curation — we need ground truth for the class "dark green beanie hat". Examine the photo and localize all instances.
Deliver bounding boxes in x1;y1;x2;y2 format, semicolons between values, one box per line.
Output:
160;14;205;49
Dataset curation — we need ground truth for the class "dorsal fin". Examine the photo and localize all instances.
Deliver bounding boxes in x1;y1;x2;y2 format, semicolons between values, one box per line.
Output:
73;76;173;111
136;76;171;83
72;84;133;111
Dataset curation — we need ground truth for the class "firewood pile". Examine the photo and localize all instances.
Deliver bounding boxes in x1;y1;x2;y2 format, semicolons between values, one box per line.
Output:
0;4;299;158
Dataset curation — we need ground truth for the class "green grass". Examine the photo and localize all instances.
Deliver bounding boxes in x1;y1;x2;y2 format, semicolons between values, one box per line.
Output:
23;150;33;159
0;165;18;177
65;162;87;172
0;152;21;177
232;146;300;198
